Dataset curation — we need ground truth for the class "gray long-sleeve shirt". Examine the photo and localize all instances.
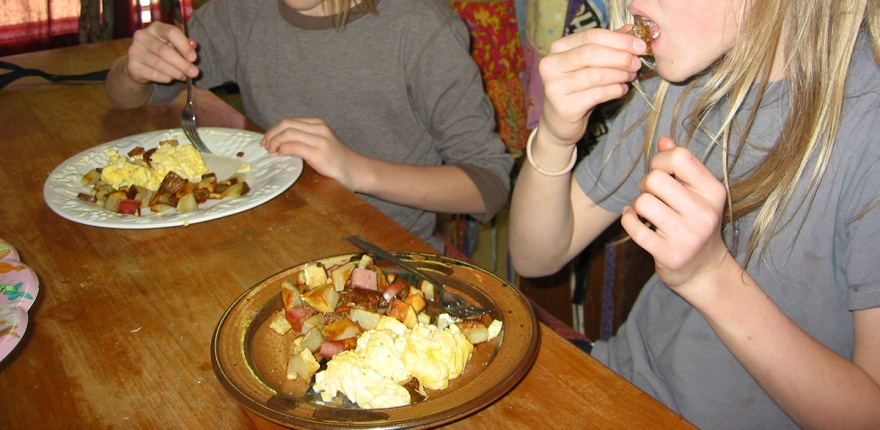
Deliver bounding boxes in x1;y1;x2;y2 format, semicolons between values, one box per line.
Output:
152;0;514;249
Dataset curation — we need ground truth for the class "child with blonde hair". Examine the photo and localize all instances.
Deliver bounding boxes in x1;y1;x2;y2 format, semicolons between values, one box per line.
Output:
510;0;880;427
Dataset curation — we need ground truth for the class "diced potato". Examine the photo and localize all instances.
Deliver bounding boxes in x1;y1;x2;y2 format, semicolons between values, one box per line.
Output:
150;203;174;213
301;327;325;352
487;319;503;340
460;324;490;344
374;265;391;291
103;190;127;212
133;187;154;208
221;181;250;199
420;280;436;302
321;316;363;341
417;312;431;326
403;287;427;313
386;299;418;328
349;308;382;331
357;254;374;269
176;192;198;213
302;263;328;289
287;348;321;381
81;168;102;186
281;280;303;309
301;313;325;335
269;311;293;334
302;284;339;313
328;262;356;292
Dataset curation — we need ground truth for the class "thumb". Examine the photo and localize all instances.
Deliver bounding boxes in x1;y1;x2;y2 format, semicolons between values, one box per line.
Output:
657;136;677;152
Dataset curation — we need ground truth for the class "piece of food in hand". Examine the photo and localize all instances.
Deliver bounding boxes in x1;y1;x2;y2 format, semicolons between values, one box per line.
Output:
629;23;653;56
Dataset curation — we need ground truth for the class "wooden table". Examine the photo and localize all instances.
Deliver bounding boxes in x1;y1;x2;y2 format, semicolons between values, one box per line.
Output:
0;39;694;429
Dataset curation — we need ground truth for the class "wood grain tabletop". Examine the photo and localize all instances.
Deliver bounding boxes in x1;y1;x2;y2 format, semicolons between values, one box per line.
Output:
0;39;694;429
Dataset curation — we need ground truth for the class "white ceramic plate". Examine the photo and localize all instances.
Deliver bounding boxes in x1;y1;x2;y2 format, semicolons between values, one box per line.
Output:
43;128;302;229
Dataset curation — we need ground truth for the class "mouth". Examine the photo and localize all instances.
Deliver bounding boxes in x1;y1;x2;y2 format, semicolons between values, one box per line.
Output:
634;16;660;41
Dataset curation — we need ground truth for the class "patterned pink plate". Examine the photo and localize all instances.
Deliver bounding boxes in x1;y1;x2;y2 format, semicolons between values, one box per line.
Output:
0;239;39;362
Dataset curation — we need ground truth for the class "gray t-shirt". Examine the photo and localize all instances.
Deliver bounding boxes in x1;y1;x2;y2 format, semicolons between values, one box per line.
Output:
576;34;880;428
152;0;514;250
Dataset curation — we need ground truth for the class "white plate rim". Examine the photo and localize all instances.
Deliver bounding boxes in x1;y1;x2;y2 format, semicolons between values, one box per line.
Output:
43;127;302;229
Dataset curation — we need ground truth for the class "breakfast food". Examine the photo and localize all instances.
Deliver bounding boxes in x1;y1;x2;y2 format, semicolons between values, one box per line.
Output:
77;139;249;215
101;140;207;190
629;23;654;56
269;254;502;409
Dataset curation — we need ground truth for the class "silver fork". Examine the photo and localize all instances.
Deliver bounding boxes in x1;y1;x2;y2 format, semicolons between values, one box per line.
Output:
169;0;211;154
345;236;491;318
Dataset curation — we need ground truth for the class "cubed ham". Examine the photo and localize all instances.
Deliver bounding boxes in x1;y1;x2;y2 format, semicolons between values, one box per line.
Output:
319;340;345;359
285;305;316;333
350;267;378;290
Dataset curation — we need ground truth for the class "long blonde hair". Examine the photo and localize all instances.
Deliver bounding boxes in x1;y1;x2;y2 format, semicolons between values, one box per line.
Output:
607;0;880;262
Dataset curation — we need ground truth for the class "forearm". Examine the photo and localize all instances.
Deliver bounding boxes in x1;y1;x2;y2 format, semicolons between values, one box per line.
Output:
352;158;486;215
683;255;880;427
104;56;153;110
508;128;608;276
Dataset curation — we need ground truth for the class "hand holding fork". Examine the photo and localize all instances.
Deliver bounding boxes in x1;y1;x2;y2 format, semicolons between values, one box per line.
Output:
167;0;212;154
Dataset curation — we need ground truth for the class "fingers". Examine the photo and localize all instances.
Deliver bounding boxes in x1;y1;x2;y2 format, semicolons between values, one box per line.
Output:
648;141;726;203
548;26;647;57
623;138;728;271
125;22;198;84
260;118;328;154
537;28;646;143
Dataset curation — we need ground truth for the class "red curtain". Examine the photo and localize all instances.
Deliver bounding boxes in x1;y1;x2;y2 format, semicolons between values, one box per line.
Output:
0;0;193;57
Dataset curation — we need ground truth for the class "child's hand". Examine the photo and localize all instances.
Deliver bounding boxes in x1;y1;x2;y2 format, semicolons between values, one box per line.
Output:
536;27;646;150
124;22;199;85
260;118;361;191
620;136;730;290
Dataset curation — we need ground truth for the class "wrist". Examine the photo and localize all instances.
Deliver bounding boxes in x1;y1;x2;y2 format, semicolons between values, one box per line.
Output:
526;127;577;176
675;252;745;308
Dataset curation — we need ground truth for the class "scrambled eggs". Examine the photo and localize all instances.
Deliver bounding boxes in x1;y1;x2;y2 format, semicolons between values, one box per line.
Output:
312;315;474;409
101;141;207;190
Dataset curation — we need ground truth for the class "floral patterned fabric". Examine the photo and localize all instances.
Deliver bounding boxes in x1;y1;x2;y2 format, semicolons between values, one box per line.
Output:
451;0;529;158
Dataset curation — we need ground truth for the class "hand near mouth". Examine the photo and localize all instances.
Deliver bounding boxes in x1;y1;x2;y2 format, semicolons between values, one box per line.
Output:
628;23;654;57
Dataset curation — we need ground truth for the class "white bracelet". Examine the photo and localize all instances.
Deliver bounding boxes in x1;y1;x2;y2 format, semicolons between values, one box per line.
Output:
525;127;577;177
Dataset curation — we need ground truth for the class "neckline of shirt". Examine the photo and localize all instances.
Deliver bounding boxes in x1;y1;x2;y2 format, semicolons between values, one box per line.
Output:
276;0;381;31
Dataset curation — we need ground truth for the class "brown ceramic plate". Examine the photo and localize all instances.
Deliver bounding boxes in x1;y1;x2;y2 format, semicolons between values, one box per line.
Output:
212;252;538;429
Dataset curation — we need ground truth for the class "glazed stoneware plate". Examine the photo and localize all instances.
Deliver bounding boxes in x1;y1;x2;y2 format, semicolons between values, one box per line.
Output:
0;239;40;362
43;127;302;229
212;252;539;429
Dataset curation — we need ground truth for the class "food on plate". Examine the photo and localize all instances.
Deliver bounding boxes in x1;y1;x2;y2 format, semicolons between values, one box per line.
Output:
629;23;654;56
76;139;250;216
101;140;207;190
269;253;503;409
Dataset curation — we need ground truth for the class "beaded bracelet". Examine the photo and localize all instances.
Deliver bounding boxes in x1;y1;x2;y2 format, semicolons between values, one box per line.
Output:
525;127;577;177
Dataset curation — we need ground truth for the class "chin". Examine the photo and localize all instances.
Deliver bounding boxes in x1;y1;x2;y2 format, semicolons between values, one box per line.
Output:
655;61;708;84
